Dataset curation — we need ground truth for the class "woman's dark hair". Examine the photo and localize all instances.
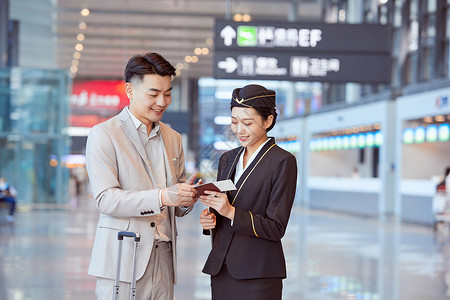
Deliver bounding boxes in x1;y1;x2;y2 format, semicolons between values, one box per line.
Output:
253;107;278;132
125;52;176;83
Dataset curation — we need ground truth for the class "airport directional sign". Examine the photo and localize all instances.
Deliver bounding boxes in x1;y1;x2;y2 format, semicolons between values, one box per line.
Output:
215;51;391;83
215;19;392;54
214;19;392;83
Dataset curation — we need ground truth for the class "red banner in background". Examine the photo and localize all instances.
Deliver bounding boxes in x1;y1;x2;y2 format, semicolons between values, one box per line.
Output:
70;115;113;128
70;80;129;127
71;80;129;110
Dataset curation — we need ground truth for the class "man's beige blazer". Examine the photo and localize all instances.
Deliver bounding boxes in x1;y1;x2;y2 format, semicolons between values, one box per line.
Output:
86;108;192;283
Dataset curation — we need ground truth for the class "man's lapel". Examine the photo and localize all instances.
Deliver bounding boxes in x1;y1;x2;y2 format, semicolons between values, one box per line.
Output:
160;123;176;186
118;108;158;186
160;123;178;227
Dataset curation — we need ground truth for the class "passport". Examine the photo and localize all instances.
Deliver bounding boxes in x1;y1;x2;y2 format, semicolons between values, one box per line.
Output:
194;179;237;196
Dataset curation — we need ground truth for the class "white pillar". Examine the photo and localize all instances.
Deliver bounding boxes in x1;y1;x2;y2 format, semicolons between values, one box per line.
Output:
284;82;296;118
180;76;189;112
345;0;363;104
301;117;310;208
345;83;362;104
379;100;398;220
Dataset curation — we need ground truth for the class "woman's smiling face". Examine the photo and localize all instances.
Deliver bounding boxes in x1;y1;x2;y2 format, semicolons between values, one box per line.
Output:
230;107;272;150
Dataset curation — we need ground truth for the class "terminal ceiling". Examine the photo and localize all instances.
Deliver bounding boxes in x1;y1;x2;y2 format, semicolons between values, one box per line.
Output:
16;0;322;80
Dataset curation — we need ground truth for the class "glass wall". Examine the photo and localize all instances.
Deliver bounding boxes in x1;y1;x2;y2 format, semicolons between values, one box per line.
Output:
0;68;71;208
318;0;450;105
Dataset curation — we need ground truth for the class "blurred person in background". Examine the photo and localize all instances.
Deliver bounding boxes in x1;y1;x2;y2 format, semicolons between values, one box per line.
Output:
437;166;450;192
350;166;361;178
85;52;199;300
0;177;17;223
199;84;297;300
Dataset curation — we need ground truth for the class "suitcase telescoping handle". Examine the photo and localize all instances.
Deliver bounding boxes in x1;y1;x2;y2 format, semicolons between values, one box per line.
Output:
118;231;141;242
113;231;141;300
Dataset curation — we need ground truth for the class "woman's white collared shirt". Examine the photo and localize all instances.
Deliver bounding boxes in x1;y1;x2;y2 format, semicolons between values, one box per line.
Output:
234;138;270;183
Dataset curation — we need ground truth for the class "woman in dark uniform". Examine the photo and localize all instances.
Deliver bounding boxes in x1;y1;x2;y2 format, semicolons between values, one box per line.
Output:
199;84;298;300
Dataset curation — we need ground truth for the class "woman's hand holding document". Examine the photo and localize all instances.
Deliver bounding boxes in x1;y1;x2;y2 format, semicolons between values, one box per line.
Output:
194;179;236;196
197;180;237;222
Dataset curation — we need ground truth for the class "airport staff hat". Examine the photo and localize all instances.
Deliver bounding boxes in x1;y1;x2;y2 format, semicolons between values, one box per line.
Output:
230;84;276;108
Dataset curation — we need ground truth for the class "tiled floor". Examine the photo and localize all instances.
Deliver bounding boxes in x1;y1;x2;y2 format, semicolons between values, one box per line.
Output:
1;196;450;300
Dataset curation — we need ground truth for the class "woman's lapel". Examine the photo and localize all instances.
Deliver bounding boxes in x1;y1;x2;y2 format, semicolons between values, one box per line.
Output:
228;138;275;202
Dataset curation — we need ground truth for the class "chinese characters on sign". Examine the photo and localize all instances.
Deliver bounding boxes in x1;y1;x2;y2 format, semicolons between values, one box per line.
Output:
230;55;340;78
235;25;322;48
237;56;287;76
290;57;340;77
214;20;392;83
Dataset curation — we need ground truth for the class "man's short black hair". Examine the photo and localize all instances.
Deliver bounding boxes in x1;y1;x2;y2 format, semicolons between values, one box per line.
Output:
125;52;176;83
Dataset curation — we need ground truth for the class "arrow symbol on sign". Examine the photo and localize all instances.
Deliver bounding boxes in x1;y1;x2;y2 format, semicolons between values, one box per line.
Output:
220;26;236;46
218;57;238;73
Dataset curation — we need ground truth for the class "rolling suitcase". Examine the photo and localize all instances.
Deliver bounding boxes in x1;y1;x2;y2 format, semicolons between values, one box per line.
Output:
113;231;141;300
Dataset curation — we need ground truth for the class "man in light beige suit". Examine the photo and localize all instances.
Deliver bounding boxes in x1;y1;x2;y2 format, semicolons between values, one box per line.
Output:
86;52;199;300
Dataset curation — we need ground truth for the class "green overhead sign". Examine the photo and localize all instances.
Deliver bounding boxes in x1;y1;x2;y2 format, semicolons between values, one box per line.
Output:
237;26;257;46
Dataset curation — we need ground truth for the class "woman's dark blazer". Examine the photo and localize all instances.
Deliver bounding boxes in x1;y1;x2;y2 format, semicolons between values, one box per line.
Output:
202;138;297;280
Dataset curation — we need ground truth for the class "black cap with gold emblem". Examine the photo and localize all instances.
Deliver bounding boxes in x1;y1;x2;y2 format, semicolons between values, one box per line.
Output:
230;84;276;108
